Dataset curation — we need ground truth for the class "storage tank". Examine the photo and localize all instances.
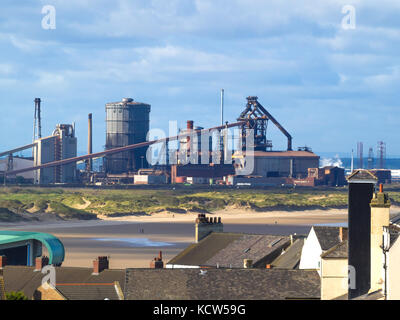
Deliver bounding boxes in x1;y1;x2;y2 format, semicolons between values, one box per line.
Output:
105;97;151;173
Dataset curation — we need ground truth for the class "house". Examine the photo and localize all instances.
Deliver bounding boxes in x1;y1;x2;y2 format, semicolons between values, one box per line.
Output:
299;226;347;274
1;256;125;300
167;232;291;269
320;240;348;300
124;268;321;300
319;170;400;300
167;214;292;269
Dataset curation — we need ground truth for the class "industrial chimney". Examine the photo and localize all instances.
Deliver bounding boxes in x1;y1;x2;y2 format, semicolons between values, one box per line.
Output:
87;113;93;172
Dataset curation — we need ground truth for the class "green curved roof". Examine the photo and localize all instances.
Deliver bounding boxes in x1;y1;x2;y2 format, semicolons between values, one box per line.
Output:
0;231;65;265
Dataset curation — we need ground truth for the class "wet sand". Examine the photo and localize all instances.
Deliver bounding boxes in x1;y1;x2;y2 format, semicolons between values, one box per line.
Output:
0;208;353;268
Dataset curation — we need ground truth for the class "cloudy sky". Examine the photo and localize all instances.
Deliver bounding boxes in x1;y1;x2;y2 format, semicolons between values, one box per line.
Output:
0;0;399;156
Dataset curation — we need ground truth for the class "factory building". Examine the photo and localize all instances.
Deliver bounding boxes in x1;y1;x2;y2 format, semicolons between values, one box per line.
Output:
239;150;319;178
105;98;150;174
0;157;34;181
33;124;77;184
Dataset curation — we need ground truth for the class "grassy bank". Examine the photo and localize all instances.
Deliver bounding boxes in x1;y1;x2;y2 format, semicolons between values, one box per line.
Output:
0;185;397;222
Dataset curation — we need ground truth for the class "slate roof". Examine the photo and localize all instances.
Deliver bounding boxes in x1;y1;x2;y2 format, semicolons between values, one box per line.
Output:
346;169;378;182
2;266;125;299
336;289;385;300
321;240;348;259
55;283;122;300
0;275;5;300
124;268;321;300
313;226;344;251
271;238;305;269
167;233;290;268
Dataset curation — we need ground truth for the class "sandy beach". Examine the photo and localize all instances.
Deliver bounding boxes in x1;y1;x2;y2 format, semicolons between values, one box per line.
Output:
1;206;399;268
0;207;355;268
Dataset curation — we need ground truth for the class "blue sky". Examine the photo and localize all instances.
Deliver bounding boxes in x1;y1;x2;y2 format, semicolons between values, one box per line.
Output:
0;0;399;157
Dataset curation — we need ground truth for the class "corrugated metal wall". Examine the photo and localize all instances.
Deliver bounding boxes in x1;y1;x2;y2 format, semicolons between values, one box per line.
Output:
105;99;150;173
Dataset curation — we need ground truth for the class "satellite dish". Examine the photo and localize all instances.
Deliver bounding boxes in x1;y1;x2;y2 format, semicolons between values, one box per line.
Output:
383;226;390;251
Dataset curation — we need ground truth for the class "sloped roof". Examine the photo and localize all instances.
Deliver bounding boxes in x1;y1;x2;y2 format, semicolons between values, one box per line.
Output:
313;226;344;251
237;151;319;158
167;233;290;268
55;283;121;300
0;230;64;265
2;266;125;299
168;233;242;266
321;240;348;259
346;169;378;183
124;268;321;300
271;238;305;269
0;275;5;300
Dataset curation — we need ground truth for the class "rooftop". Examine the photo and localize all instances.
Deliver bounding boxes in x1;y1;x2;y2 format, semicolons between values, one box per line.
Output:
2;265;125;299
271;238;305;269
313;226;345;251
321;240;348;259
167;232;290;268
54;282;122;300
236;151;319;158
124;268;320;300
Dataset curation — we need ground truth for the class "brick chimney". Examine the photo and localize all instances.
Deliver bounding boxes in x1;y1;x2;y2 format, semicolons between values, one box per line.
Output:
150;251;164;269
0;255;6;269
195;214;223;243
35;256;49;271
339;227;348;242
93;256;109;275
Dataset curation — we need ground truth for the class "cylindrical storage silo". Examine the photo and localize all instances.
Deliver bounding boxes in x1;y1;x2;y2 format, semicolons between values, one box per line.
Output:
105;98;151;173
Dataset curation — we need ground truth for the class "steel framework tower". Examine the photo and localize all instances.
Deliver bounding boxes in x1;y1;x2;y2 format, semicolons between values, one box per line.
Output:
377;141;386;169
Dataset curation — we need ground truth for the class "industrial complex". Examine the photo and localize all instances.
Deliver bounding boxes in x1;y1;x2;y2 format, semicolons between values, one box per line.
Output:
0;94;391;187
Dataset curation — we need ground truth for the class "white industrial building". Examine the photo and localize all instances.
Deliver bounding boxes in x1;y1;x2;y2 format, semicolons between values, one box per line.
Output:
33;124;77;184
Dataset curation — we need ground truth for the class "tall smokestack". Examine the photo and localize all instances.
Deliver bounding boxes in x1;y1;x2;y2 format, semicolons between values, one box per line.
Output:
88;113;93;172
33;98;42;142
220;89;224;126
347;169;377;299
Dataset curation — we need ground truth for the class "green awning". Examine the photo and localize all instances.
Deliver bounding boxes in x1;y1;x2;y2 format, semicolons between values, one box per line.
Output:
0;230;65;265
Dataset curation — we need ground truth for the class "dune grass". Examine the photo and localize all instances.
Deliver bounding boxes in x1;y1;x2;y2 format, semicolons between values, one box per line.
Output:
0;185;398;222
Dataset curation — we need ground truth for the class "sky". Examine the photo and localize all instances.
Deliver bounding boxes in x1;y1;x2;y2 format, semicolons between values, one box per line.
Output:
0;0;399;157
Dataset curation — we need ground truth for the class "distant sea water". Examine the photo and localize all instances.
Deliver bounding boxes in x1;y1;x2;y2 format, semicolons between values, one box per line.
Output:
320;157;400;170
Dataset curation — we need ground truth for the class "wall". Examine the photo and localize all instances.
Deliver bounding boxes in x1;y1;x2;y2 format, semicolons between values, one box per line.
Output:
252;156;319;178
387;237;400;299
34;284;65;300
299;227;322;274
320;258;348;300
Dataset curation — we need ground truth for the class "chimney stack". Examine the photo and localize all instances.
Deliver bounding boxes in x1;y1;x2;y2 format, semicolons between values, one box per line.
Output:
339;227;348;242
35;256;49;271
370;183;391;292
0;256;6;269
93;256;109;275
195;214;223;243
346;169;377;299
150;251;164;269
